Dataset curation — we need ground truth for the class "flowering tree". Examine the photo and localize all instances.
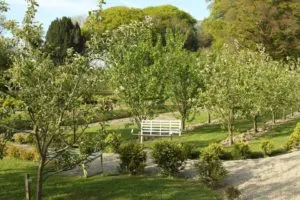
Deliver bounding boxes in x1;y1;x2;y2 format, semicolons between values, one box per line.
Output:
5;0;107;199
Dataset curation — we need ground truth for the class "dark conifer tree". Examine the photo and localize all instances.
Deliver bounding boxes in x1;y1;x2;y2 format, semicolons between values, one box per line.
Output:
45;17;85;64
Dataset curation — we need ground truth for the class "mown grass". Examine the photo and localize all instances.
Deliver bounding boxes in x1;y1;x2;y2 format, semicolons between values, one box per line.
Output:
0;158;218;200
248;119;298;152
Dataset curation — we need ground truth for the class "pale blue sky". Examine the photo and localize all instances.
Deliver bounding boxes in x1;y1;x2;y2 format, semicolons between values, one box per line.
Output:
5;0;210;31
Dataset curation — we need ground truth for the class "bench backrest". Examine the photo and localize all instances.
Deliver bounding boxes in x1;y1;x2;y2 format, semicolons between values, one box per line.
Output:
141;120;182;137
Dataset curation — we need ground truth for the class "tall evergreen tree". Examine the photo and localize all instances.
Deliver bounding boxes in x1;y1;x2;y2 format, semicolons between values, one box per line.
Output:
45;17;85;64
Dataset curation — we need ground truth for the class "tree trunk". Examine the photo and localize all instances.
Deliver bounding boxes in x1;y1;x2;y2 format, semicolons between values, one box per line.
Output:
283;110;286;120
228;121;233;146
36;158;45;200
208;111;211;124
100;153;104;173
181;115;186;131
253;115;258;133
272;111;276;125
227;109;234;145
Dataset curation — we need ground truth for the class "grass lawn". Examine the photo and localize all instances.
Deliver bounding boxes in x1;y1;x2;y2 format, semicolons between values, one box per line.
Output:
248;119;299;152
0;158;218;200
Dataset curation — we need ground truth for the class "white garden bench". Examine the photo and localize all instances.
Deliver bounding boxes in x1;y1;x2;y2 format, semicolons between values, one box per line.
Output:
136;120;182;144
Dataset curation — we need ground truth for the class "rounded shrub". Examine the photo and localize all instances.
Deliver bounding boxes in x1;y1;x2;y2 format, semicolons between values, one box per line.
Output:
14;133;27;144
119;142;147;175
6;145;39;161
201;143;224;159
105;132;121;153
152;141;188;176
197;151;227;188
285;123;300;151
232;142;251;159
261;140;274;156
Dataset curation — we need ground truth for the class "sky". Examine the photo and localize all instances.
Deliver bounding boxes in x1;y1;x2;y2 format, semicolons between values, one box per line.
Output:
5;0;210;31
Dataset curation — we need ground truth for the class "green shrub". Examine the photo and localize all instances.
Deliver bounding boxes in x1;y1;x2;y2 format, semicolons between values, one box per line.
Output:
248;151;264;159
201;143;224;159
6;145;20;159
269;148;287;157
285;123;300;150
6;145;39;161
152;141;188;176
105;132;121;153
225;186;241;200
181;144;200;159
79;133;97;155
232;142;251;159
261;141;274;156
0;137;7;160
197;155;227;188
19;148;40;161
119;143;146;175
189;149;200;159
14;133;27;144
25;133;36;144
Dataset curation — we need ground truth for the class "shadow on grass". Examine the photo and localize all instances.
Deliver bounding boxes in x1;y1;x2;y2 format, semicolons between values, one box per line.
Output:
44;176;217;200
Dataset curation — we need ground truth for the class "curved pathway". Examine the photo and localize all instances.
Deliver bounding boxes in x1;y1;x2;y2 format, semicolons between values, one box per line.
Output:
224;150;300;200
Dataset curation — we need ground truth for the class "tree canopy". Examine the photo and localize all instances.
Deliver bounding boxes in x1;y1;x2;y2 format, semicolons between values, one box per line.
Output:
204;0;300;59
83;5;199;51
45;17;85;64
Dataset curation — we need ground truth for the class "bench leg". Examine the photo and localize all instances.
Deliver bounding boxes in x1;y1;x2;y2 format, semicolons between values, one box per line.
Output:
140;135;144;144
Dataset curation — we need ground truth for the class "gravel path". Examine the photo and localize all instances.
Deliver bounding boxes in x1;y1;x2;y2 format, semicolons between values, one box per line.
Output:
224;150;300;200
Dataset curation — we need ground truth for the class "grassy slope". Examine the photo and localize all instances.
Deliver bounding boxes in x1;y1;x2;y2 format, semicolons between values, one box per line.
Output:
0;158;217;200
85;111;299;154
248;119;299;152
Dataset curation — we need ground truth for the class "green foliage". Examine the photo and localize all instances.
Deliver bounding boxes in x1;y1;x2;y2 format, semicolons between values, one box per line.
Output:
232;143;251;159
166;33;204;129
197;153;227;188
83;6;144;36
119;142;146;175
205;0;300;59
285;122;300;150
143;5;198;50
152;141;188;176
105;132;121;153
13;133;26;144
0;137;6;159
45;17;85;64
6;145;39;161
225;186;241;200
84;5;199;51
261;140;274;156
201;143;225;160
95;19;168;125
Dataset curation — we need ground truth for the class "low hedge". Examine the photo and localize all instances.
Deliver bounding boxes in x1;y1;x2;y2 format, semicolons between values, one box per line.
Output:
6;145;39;161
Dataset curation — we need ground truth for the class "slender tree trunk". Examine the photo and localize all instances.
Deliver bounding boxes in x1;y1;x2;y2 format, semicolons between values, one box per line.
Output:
272;111;276;125
253;114;258;133
73;109;76;144
208;111;211;124
283;109;286;120
181;115;186;132
36;158;45;200
100;153;104;173
228;109;234;146
228;121;233;146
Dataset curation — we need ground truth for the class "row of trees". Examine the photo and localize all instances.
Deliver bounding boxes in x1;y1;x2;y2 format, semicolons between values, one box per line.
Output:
0;0;299;199
93;18;300;145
